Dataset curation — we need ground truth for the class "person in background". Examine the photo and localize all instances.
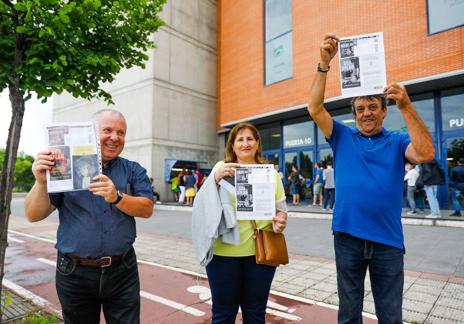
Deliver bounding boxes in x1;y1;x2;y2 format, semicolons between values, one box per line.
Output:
194;169;204;190
170;174;180;201
193;122;287;323
308;33;434;323
404;163;420;215
185;169;197;206
312;162;324;207
419;159;445;219
274;164;284;181
449;157;464;217
322;161;335;211
178;169;186;204
288;165;302;205
150;177;161;203
24;109;153;323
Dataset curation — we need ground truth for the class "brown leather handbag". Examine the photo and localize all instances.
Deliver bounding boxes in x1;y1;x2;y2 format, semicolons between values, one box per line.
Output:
251;220;289;267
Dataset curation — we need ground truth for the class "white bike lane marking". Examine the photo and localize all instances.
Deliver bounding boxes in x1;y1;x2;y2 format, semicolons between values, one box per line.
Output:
36;258;206;317
8;229;351;322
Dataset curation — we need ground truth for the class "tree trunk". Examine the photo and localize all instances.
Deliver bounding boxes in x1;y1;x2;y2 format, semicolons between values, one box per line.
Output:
0;86;25;321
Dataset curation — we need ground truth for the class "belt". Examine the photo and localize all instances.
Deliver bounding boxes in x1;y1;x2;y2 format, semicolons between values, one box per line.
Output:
66;252;127;268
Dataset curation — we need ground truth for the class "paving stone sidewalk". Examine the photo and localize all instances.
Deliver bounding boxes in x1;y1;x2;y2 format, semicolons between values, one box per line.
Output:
7;216;464;324
133;233;464;324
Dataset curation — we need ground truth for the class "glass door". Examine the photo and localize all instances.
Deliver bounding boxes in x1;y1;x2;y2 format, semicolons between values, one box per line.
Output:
444;136;464;208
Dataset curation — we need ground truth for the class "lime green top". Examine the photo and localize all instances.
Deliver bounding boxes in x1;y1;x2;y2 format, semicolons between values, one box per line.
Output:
212;161;286;257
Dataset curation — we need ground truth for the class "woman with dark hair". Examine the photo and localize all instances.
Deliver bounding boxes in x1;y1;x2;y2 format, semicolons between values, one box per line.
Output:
288;164;301;205
194;122;288;323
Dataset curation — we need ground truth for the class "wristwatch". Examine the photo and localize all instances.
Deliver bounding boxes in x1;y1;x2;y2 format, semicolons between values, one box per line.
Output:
317;63;330;73
111;190;123;205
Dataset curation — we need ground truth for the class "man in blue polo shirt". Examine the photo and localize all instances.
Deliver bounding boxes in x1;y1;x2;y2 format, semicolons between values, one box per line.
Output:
24;109;154;323
308;34;435;323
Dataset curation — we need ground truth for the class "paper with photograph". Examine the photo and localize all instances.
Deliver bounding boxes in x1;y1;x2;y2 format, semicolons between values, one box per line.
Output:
338;32;386;98
235;164;275;220
45;122;102;193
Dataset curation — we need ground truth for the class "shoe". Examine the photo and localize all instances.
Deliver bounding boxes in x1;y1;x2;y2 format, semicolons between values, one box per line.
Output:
425;214;439;219
322;208;327;211
407;211;417;215
449;211;462;217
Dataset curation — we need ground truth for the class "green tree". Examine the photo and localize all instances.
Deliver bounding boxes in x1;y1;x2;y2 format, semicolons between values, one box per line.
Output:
0;0;165;318
0;149;35;192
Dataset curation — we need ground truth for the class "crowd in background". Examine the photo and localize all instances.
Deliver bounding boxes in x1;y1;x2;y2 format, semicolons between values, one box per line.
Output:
279;156;464;217
169;169;208;206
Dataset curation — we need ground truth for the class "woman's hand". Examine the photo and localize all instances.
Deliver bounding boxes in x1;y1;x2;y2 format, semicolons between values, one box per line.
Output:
214;162;240;183
272;211;288;233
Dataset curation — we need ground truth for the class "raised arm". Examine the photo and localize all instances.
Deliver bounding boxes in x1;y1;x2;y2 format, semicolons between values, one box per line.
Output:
308;33;339;139
384;83;435;163
24;151;56;222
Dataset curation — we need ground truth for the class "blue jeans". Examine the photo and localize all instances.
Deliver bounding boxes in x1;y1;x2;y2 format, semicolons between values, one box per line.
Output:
452;189;463;212
324;188;335;209
55;247;140;324
406;186;416;212
206;255;276;324
334;232;404;324
424;185;440;215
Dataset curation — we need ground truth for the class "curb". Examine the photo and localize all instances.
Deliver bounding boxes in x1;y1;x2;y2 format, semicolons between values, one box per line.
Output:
153;204;464;228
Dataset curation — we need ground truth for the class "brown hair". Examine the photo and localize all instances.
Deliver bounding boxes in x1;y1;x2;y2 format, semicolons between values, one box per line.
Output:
225;122;265;164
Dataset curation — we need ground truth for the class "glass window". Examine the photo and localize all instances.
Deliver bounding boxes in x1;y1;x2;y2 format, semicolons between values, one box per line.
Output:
319;148;334;166
299;151;313;180
427;0;464;35
283;120;314;148
446;137;464;171
258;123;281;151
284;152;297;178
315;110;354;143
383;93;435;133
265;153;280;166
441;87;464;132
264;0;292;85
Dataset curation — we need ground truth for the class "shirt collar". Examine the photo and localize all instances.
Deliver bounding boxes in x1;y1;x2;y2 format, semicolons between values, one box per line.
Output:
103;157;120;170
351;127;389;138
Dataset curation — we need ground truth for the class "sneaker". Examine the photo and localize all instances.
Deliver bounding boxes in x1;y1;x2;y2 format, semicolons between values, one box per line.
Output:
322;208;327;211
425;214;439;219
449;211;462;217
407;211;417;215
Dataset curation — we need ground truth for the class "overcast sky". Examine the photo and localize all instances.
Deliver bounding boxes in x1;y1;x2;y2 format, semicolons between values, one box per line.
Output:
0;89;53;157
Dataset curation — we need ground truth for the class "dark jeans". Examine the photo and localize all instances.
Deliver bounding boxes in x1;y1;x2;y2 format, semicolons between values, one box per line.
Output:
206;255;276;324
323;188;335;209
333;232;403;324
56;247;140;324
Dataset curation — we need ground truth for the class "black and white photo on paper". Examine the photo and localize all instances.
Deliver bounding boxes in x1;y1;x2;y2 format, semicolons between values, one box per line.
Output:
236;184;253;211
340;39;356;58
341;57;361;88
236;168;250;184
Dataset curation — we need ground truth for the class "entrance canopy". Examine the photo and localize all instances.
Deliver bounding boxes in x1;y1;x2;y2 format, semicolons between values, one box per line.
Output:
164;158;210;182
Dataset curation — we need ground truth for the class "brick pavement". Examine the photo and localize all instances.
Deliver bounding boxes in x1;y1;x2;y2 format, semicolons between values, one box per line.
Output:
6;211;464;324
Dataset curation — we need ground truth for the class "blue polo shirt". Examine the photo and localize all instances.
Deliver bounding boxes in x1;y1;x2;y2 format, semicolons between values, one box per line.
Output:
49;157;153;258
328;120;410;250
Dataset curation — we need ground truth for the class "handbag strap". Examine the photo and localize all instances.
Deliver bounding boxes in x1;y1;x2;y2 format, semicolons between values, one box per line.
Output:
250;220;258;239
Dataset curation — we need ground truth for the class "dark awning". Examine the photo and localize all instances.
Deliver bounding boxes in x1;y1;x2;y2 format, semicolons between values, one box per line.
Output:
164;158;210;182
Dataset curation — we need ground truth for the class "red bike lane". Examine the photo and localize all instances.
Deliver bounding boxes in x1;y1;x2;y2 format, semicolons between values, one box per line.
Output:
5;230;377;323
